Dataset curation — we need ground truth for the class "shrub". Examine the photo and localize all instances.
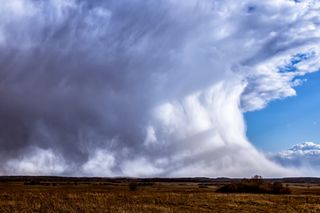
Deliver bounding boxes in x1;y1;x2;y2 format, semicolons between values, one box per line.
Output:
271;182;291;194
128;182;138;191
216;176;291;194
198;183;209;188
24;180;41;185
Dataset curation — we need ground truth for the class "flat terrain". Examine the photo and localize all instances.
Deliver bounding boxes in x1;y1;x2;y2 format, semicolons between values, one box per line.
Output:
0;177;320;212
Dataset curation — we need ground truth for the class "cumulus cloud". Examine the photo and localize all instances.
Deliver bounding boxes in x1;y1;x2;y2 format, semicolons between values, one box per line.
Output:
0;0;319;177
5;147;67;175
271;142;320;176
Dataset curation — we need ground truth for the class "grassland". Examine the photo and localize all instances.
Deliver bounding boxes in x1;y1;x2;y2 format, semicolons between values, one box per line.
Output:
0;177;320;212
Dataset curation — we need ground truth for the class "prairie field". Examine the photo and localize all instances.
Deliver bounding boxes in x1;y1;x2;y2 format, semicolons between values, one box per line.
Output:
0;177;320;212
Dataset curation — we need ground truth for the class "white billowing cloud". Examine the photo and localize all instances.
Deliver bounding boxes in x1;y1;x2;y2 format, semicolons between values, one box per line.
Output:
81;149;116;177
271;142;320;176
5;147;67;175
121;158;164;177
0;0;319;177
238;0;320;111
242;45;320;111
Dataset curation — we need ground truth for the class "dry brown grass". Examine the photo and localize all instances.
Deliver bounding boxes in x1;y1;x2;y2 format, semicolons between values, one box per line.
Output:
0;180;319;212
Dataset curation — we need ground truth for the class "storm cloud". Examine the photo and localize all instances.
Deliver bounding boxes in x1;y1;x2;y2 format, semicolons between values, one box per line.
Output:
0;0;319;177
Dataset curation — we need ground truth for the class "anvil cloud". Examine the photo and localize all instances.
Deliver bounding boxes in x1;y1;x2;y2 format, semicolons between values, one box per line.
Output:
0;0;319;177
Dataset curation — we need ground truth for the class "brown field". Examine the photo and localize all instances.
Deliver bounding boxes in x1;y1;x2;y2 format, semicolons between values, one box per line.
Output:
0;177;320;212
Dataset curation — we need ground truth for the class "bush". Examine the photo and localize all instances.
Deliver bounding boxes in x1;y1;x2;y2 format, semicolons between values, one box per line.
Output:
24;180;41;185
128;182;138;191
198;183;209;188
271;182;291;194
216;176;291;194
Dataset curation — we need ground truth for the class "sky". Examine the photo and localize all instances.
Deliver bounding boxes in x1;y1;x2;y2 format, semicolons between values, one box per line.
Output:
0;0;320;177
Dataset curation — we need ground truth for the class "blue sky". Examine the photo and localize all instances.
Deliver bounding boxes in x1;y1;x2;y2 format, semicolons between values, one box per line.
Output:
246;71;320;152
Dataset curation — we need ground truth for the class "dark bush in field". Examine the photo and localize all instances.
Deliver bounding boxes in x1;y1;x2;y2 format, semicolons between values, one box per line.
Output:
198;183;209;188
128;182;138;191
216;176;291;194
128;181;155;191
24;180;41;185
